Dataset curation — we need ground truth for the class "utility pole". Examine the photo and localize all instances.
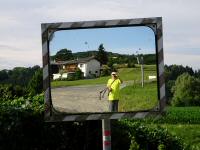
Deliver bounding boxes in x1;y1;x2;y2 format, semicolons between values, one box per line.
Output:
136;48;144;88
141;56;144;88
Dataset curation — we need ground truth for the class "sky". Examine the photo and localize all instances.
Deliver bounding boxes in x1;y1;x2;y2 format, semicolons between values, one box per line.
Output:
0;0;200;70
50;26;155;56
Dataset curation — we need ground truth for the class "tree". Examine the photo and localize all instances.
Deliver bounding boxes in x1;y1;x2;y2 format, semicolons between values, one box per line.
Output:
55;49;73;61
27;69;43;96
74;68;83;80
164;64;195;102
171;73;200;106
100;65;111;76
96;44;108;65
164;65;194;81
0;70;8;81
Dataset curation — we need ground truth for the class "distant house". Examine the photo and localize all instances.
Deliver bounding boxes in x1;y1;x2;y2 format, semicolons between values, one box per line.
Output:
51;56;100;79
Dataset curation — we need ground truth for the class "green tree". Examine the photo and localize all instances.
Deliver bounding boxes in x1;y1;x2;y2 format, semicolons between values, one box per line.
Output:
55;49;73;61
27;69;43;96
96;44;108;65
171;73;200;106
0;70;8;81
164;64;195;102
100;65;111;76
74;68;83;80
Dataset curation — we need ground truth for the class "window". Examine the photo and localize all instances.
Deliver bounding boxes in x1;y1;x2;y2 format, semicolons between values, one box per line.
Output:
79;64;83;68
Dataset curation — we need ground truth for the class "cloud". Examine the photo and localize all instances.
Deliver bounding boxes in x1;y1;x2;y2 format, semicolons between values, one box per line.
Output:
0;46;42;70
165;52;200;71
0;0;200;70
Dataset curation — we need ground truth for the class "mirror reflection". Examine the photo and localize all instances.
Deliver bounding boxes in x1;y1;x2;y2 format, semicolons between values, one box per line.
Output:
49;26;158;113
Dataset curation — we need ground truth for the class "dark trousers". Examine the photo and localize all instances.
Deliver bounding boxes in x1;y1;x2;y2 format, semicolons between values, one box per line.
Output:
109;100;119;112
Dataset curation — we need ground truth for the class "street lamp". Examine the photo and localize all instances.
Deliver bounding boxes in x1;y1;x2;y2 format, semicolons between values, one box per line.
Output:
136;48;144;88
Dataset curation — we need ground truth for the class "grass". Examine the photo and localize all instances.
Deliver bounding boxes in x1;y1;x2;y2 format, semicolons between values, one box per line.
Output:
159;107;200;124
161;124;200;149
51;65;157;87
138;107;200;149
159;107;200;149
119;81;158;111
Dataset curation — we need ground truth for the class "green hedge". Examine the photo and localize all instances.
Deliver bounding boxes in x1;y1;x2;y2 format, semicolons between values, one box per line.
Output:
112;120;184;150
0;96;188;150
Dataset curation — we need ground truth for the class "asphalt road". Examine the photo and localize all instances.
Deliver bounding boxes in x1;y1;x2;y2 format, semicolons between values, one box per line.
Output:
51;84;110;113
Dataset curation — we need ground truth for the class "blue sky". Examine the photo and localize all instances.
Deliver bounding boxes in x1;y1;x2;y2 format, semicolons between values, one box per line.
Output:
0;0;199;70
50;26;155;55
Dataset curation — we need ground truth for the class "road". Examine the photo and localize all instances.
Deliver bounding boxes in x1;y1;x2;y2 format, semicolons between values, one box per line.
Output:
51;83;127;113
51;84;110;113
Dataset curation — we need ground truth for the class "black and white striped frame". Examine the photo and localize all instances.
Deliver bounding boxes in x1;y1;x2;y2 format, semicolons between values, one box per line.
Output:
42;17;166;122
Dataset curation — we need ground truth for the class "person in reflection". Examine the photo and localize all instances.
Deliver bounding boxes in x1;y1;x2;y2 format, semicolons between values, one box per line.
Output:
107;71;123;112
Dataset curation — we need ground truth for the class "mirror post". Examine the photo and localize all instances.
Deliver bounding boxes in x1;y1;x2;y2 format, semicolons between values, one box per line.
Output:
102;119;111;150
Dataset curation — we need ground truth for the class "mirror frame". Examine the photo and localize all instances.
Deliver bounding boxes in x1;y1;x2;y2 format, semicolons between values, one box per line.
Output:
42;17;166;122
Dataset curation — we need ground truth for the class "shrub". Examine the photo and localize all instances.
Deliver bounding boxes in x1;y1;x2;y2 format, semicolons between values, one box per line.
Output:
27;69;43;96
74;68;83;80
0;84;26;101
67;72;75;81
112;120;185;150
171;73;200;106
127;62;135;68
100;65;111;76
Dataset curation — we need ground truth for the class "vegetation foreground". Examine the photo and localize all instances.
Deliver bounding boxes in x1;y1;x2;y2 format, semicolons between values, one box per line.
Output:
0;63;200;149
0;94;200;149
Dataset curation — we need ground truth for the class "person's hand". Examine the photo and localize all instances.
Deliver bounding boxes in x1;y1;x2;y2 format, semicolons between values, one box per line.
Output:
115;75;118;78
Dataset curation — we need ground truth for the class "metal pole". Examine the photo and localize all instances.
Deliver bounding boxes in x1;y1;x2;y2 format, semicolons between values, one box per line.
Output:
102;119;111;150
141;56;144;88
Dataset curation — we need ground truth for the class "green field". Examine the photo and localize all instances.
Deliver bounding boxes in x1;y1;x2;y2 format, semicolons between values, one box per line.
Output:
119;81;158;111
162;107;200;149
51;65;157;87
149;107;200;149
161;124;200;149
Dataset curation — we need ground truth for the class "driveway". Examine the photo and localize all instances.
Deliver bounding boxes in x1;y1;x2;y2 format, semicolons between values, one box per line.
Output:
51;83;127;113
51;84;110;113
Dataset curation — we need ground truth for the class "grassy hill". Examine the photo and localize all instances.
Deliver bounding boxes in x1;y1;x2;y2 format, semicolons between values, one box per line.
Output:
119;81;158;111
51;65;157;87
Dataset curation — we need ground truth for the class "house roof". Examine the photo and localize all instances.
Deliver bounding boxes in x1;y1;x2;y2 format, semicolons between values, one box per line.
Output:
51;56;98;65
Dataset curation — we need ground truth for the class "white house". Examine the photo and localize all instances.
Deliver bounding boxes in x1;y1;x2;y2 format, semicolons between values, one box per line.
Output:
77;58;100;77
51;56;101;79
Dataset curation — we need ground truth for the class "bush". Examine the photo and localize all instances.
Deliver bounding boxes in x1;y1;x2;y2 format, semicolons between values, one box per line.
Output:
0;95;102;150
0;84;26;101
100;65;111;76
67;72;75;81
127;62;135;68
27;69;43;96
171;73;200;106
112;120;185;150
74;68;83;80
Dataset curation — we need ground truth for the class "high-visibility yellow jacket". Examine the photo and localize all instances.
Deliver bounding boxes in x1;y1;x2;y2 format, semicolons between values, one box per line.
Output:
107;78;122;101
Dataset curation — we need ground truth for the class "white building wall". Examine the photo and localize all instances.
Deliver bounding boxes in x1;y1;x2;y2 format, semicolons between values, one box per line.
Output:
78;63;87;77
85;59;100;77
77;59;100;78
